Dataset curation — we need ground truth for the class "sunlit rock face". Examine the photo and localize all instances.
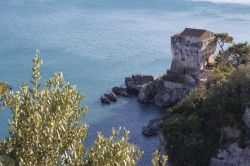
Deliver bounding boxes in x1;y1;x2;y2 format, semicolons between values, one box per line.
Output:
171;28;217;76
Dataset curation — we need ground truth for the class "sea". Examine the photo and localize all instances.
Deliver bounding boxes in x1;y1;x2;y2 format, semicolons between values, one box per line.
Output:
0;0;250;165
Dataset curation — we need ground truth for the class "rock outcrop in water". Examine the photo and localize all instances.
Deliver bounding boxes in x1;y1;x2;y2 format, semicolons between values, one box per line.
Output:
138;75;192;107
142;118;163;136
100;92;117;104
112;86;128;97
125;74;154;94
100;74;154;104
100;75;154;105
120;73;196;107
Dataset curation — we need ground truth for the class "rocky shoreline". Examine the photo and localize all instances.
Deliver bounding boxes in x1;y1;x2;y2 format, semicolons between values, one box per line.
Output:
100;71;250;165
101;73;195;107
100;73;198;138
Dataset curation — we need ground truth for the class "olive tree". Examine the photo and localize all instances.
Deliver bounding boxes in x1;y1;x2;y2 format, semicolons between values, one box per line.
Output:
86;128;143;166
151;150;168;166
0;50;143;166
0;82;10;100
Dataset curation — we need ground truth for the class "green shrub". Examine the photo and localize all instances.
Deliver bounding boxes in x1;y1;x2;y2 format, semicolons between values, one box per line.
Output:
162;63;250;166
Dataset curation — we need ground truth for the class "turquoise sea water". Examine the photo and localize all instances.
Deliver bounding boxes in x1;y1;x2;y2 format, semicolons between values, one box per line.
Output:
0;0;250;165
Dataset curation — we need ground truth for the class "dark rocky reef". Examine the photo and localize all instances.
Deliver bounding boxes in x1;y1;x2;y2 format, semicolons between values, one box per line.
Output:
100;92;117;104
100;74;154;104
112;86;128;97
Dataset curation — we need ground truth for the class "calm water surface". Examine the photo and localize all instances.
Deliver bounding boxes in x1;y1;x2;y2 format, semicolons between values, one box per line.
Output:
0;0;250;165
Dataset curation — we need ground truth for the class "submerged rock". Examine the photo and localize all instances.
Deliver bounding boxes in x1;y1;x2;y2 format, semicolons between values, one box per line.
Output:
125;74;154;93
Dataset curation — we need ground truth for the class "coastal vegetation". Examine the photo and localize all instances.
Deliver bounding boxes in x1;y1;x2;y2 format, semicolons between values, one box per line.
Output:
0;50;147;165
162;34;250;166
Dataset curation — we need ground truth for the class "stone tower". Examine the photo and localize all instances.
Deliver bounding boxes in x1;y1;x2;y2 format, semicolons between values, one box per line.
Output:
170;28;217;75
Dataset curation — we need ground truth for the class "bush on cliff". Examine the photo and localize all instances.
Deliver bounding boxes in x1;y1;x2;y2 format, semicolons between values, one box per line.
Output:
162;62;250;166
209;61;234;85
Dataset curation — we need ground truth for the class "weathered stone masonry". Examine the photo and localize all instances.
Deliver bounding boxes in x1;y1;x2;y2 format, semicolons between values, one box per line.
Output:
171;28;217;76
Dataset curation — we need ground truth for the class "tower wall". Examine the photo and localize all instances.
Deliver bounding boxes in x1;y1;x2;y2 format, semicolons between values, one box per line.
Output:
170;33;216;75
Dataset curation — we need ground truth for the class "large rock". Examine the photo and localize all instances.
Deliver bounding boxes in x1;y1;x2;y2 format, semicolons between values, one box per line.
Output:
243;107;250;128
210;143;250;166
142;118;162;136
125;74;154;93
138;83;155;103
138;79;189;107
154;88;188;107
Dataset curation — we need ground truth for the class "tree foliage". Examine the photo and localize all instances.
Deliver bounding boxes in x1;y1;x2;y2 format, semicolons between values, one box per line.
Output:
215;33;250;67
209;61;234;85
0;82;10;100
0;50;143;166
215;33;233;54
227;42;250;66
86;128;143;166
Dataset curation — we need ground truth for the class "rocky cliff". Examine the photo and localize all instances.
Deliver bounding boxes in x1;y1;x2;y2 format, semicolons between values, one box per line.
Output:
210;107;250;166
123;72;197;107
138;79;190;107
